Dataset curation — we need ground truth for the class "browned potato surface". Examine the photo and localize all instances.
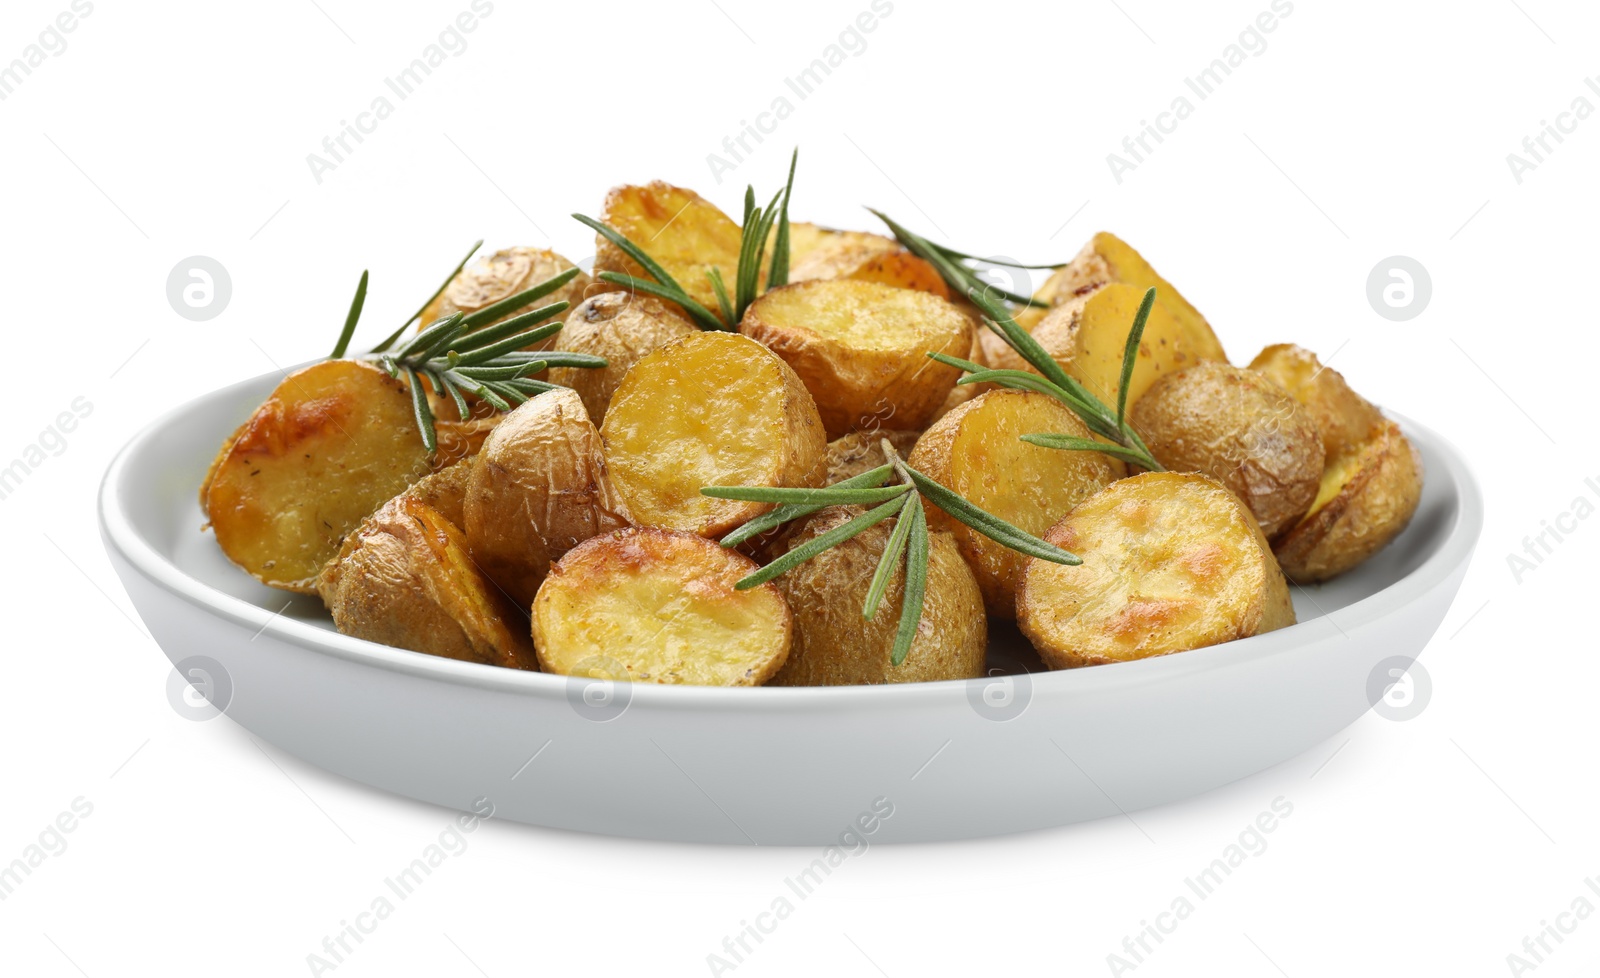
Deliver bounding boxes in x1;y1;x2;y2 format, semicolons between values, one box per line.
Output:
532;527;791;685
1130;361;1325;538
740;279;973;437
463;389;629;609
909;389;1125;617
422;247;590;348
600;331;827;537
204;359;468;592
770;506;986;685
1248;344;1384;461
1017;472;1295;668
546;292;698;422
1272;419;1423;582
590;182;743;319
317;494;537;670
822;429;923;484
785;224;950;297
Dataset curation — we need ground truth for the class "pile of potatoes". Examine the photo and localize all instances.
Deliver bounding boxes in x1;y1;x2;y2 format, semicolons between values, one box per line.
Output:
201;182;1423;686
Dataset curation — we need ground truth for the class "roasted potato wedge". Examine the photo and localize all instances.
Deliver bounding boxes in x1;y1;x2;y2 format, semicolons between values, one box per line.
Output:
590;182;743;319
770;506;986;685
909;389;1125;617
1012;232;1227;362
1248;344;1384;462
740;279;973;437
1272;419;1423;582
399;457;475;529
463;389;629;608
204;359;481;593
822;429;923;484
1018;472;1295;668
317;494;537;670
1130;361;1325;538
784;224;949;297
532;527;792;685
421;247;590;348
600;331;827;537
546;292;698;422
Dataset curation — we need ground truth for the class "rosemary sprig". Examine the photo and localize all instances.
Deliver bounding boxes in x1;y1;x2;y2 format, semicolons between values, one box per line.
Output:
573;148;799;330
370;239;483;354
328;269;369;359
867;208;1058;308
871;211;1164;472
704;440;1077;667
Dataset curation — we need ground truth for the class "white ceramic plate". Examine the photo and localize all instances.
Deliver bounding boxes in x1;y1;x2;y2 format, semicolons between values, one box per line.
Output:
100;368;1482;844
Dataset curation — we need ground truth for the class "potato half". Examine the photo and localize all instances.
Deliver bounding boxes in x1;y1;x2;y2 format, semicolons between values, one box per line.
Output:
421;247;591;346
317;494;537;670
1248;343;1384;462
203;360;478;592
591;182;743;319
1272;419;1423;582
546;292;698;423
770;506;986;686
785;224;950;298
740;279;973;437
1017;472;1295;668
908;389;1125;617
532;527;792;685
600;331;826;537
1130;361;1325;538
463;389;629;609
1013;232;1227;362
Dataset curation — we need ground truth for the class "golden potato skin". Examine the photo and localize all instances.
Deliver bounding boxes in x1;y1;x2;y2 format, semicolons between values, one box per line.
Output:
740;279;973;437
422;247;590;349
785;225;950;298
401;458;475;529
317;495;537;671
1249;344;1383;461
1012;232;1227;361
909;389;1125;618
1017;472;1295;668
205;360;442;593
463;389;629;609
546;292;697;423
532;527;792;686
1130;361;1325;538
1273;419;1423;582
591;182;743;320
600;331;827;537
770;507;986;686
822;429;923;484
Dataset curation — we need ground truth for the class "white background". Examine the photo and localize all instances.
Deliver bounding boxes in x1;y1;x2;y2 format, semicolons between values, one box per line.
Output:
2;0;1596;975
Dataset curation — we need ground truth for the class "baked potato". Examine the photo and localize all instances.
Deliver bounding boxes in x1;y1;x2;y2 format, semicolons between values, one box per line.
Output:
546;291;698;423
784;224;950;297
421;247;590;345
203;359;487;592
822;429;923;485
590;181;744;320
930;325;988;422
908;389;1125;617
1271;419;1423;582
739;279;973;437
532;527;792;685
317;493;537;670
463;389;629;608
600;331;827;537
1012;232;1227;363
770;506;986;685
1129;361;1325;538
1248;343;1384;461
1017;472;1295;668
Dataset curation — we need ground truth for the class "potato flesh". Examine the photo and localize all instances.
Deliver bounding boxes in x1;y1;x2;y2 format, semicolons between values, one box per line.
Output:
532;528;791;686
1018;472;1295;668
741;279;972;437
423;247;591;347
771;507;986;685
600;331;826;537
591;182;744;320
318;495;537;670
547;292;697;423
1043;282;1203;410
909;389;1125;617
1129;361;1324;538
204;360;435;592
464;389;628;609
1249;344;1383;462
